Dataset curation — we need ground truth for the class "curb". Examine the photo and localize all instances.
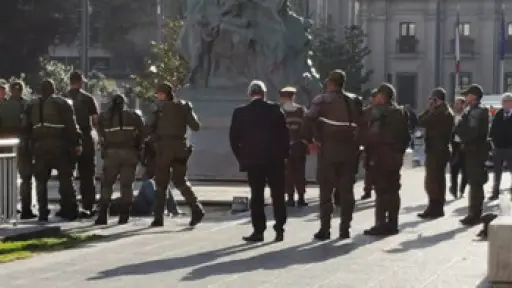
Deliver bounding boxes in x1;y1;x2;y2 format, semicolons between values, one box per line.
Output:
0;226;62;242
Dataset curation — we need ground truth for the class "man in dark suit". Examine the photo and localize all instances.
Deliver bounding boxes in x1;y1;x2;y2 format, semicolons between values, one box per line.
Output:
229;80;290;242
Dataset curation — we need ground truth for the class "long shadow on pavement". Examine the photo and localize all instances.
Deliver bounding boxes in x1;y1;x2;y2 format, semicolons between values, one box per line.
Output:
87;241;275;281
384;226;471;253
452;202;499;217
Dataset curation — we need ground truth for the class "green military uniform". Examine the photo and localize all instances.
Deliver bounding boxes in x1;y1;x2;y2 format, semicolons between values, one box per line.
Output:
24;80;81;221
0;82;35;218
418;92;454;218
95;94;144;225
282;101;308;207
149;83;204;227
303;70;364;240
363;84;410;236
455;84;489;226
65;87;98;214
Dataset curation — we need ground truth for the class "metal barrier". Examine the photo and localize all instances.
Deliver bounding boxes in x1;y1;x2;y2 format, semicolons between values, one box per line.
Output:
0;138;19;226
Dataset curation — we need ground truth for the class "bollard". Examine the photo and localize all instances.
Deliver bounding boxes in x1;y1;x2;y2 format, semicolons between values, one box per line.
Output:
0;138;19;226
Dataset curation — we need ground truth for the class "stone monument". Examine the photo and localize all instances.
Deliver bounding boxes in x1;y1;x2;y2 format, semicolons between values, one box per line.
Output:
178;0;322;180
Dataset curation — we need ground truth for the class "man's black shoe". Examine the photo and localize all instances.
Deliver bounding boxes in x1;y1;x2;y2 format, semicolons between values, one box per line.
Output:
460;215;481;226
274;231;284;242
313;230;330;241
150;217;164;227
118;214;129;225
364;225;393;236
488;193;499;201
360;192;371;201
243;233;264;243
297;198;308;207
94;217;107;225
339;229;350;240
189;209;205;227
286;199;295;207
20;211;37;220
79;209;95;219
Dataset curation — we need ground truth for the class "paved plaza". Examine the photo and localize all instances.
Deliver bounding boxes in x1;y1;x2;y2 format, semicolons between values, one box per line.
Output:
1;169;507;288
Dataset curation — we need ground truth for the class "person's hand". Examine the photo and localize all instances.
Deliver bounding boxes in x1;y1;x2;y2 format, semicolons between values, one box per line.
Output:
75;146;83;156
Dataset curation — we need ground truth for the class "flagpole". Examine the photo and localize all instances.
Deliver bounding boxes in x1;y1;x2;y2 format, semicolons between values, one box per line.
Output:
499;3;506;94
455;5;461;95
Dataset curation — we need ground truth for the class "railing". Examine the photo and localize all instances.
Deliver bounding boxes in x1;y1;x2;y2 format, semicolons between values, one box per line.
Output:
0;138;19;226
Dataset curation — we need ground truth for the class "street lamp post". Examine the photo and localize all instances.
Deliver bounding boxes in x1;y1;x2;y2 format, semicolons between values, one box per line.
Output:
80;0;90;78
434;0;441;87
156;0;165;44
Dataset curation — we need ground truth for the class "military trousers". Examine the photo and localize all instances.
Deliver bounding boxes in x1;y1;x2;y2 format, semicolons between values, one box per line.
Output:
153;143;200;218
76;133;96;211
465;154;487;218
144;155;179;214
18;150;33;213
363;155;376;194
99;149;138;213
317;159;356;230
424;153;449;205
33;143;78;216
372;151;403;228
285;142;307;200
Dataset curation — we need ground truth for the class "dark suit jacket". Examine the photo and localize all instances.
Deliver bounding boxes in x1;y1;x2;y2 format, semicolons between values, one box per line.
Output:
229;98;290;171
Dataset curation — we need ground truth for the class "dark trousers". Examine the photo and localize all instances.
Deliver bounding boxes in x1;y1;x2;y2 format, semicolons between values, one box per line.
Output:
285;143;307;200
425;153;449;204
77;134;96;211
18;150;33;212
247;162;287;234
492;147;512;193
450;142;467;193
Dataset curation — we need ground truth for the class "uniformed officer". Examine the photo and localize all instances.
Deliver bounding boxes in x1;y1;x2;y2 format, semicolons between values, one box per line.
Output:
303;69;365;240
363;83;410;236
279;86;309;207
95;93;144;225
23;80;82;221
361;89;379;201
65;71;99;218
0;81;36;219
148;82;205;227
417;88;454;219
455;84;490;226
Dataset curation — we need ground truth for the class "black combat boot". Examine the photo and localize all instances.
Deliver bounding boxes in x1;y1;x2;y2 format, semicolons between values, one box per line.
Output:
94;204;109;225
118;203;130;225
417;200;434;219
20;209;37;220
360;191;371;200
242;232;264;243
189;203;205;227
286;198;295;207
313;229;331;241
460;214;481;226
364;196;388;236
150;216;164;227
429;200;445;219
38;208;50;223
297;196;308;207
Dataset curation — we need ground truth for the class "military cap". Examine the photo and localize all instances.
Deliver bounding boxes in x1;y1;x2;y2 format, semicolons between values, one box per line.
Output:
69;70;87;84
248;80;267;95
370;88;378;97
156;82;174;96
9;80;24;92
461;84;483;100
375;82;396;100
279;86;296;97
430;87;446;101
0;80;8;89
325;69;346;88
40;79;56;96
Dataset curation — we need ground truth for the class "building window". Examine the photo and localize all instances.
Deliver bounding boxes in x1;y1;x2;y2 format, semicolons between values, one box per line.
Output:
399;22;416;37
450;72;472;98
459;22;471;37
504;72;512;92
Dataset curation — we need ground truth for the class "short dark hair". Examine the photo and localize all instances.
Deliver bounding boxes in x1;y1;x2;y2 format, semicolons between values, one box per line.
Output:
431;87;446;101
41;79;55;97
156;82;174;100
376;83;396;100
69;71;86;85
325;69;346;89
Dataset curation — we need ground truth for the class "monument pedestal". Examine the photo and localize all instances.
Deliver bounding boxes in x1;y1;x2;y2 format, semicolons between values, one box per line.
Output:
488;216;512;284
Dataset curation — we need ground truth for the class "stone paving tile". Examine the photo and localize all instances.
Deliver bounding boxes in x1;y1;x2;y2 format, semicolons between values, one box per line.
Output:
1;169;509;288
